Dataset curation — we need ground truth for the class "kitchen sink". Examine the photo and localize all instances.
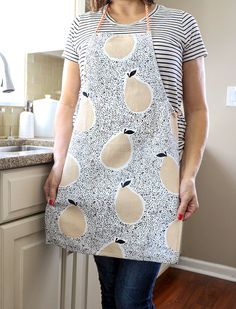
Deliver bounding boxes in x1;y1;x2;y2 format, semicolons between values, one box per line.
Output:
0;145;53;152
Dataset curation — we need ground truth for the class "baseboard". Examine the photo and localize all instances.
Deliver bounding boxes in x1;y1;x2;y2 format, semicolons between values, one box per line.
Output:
170;256;236;282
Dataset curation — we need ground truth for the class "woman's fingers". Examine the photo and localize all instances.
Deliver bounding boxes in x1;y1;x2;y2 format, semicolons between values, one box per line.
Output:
43;175;60;207
177;193;199;221
43;179;50;203
177;178;199;221
183;196;199;220
49;183;58;206
177;194;190;220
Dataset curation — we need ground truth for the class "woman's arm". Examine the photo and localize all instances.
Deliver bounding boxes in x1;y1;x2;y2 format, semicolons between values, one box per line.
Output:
44;59;81;205
177;56;209;221
53;59;81;167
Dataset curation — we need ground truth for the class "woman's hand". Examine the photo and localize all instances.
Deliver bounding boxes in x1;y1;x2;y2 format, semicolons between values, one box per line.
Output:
177;178;199;221
43;163;64;206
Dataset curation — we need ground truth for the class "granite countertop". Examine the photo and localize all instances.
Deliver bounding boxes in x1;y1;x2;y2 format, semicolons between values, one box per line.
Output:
0;137;54;170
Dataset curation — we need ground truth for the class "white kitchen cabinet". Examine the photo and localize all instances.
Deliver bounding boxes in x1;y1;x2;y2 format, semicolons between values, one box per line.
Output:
86;255;102;309
24;0;92;53
59;250;88;309
0;0;90;106
0;0;76;105
60;249;75;309
1;0;76;53
1;0;90;55
25;0;76;53
0;162;91;309
60;251;99;309
0;164;52;224
75;0;91;15
61;252;102;309
76;0;86;15
0;213;62;309
71;252;89;309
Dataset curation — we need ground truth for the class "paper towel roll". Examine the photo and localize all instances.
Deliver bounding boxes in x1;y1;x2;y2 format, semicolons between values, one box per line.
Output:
19;111;34;138
33;95;59;138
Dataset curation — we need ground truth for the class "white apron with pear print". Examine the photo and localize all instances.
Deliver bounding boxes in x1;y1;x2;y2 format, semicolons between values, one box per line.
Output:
45;3;184;264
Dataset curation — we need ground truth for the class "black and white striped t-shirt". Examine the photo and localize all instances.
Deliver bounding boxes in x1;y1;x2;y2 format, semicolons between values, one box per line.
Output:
62;4;208;151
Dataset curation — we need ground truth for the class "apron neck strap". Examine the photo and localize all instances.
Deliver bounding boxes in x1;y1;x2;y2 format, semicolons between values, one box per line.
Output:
95;3;150;33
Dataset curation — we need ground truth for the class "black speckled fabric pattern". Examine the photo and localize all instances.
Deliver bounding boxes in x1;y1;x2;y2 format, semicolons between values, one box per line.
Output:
45;28;183;264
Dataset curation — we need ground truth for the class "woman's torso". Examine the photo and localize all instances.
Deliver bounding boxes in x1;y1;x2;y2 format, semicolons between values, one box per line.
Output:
63;4;208;152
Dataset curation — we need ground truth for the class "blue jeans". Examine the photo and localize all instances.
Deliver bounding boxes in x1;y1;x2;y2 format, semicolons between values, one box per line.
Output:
93;255;162;309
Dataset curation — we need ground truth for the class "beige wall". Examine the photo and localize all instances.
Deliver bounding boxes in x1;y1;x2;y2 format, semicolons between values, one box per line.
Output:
158;0;236;267
26;53;63;101
0;107;24;138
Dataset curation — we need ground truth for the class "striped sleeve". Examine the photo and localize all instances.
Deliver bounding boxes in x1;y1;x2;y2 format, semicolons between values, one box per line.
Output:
62;17;80;63
182;12;208;62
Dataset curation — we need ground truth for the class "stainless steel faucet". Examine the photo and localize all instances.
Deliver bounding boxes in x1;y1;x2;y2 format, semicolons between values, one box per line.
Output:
0;52;15;93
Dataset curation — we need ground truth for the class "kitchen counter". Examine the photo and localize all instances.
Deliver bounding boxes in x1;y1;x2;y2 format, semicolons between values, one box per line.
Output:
0;137;54;170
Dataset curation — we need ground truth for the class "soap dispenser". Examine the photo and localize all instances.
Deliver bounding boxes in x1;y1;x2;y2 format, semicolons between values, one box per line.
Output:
19;100;35;138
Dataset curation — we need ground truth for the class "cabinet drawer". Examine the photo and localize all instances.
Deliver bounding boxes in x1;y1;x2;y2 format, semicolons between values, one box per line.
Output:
0;164;52;223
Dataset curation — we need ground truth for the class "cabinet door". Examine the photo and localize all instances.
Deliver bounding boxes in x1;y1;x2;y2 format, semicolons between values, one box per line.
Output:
60;250;88;309
1;0;76;104
72;253;88;309
0;164;52;224
1;0;76;53
75;0;91;15
60;249;74;309
25;0;76;52
0;213;62;309
86;255;102;309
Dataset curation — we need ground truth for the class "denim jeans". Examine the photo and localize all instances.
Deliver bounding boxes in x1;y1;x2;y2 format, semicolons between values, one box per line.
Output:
93;255;162;309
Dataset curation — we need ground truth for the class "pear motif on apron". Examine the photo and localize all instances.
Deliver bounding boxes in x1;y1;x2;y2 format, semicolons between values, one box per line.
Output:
115;180;145;224
165;219;183;251
100;129;134;170
58;199;87;237
75;91;96;132
157;152;179;194
59;153;80;187
96;238;125;258
103;34;136;60
124;69;153;112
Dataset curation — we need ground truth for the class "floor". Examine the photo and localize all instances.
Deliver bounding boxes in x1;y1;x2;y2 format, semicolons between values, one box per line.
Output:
153;267;236;309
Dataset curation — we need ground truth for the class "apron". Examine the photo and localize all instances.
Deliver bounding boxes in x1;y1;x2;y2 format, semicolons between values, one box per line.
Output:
45;3;184;264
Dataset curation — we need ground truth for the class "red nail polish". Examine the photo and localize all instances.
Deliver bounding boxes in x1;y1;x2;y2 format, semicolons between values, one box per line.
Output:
49;199;54;206
178;213;183;220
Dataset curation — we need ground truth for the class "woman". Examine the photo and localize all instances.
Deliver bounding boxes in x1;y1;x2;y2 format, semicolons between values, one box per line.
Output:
44;0;208;308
